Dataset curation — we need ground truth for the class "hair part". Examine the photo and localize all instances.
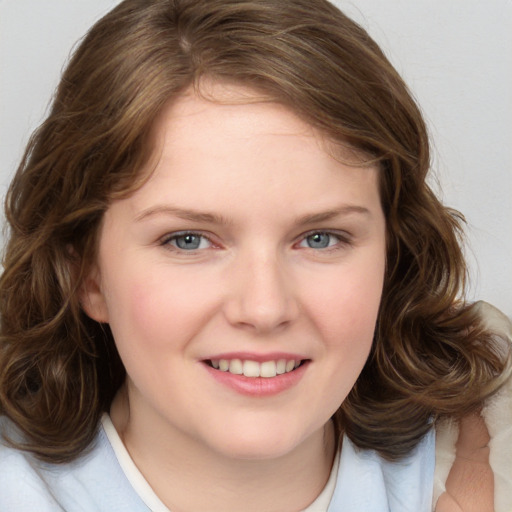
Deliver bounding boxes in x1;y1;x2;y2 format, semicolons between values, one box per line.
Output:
1;0;508;462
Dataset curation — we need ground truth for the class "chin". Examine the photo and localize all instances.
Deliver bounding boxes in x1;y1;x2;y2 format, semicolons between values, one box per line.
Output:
204;420;320;462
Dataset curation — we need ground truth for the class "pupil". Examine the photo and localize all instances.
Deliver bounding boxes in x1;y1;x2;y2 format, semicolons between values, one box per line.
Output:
308;233;330;249
177;234;200;250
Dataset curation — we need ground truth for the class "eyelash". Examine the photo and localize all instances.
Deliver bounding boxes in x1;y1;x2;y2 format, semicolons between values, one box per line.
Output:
159;230;352;254
297;230;352;252
160;231;215;252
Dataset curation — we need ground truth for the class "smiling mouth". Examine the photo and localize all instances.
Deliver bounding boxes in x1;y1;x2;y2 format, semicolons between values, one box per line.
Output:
205;359;307;378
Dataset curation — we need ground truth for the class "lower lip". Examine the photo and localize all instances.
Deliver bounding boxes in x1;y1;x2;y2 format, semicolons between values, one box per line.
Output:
203;362;309;397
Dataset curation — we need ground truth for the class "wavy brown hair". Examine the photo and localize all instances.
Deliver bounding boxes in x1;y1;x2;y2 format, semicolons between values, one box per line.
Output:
0;0;508;462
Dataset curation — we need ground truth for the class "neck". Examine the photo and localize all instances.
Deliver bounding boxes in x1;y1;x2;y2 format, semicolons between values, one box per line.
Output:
110;386;336;512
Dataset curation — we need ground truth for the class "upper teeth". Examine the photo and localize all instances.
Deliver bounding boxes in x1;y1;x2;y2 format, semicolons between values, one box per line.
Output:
211;359;301;378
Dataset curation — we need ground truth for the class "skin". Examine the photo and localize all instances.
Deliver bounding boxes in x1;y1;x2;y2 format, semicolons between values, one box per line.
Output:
80;83;387;511
436;412;493;512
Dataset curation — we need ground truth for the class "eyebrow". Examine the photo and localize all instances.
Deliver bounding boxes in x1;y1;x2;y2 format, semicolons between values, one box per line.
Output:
134;204;371;225
294;206;371;225
135;206;232;225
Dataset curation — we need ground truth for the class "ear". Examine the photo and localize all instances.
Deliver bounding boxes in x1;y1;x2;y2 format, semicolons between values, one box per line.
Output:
79;265;109;323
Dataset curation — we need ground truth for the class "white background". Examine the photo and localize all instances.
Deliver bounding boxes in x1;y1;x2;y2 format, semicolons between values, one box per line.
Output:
1;1;511;316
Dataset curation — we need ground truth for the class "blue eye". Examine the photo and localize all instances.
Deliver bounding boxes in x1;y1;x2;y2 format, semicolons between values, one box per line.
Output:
164;232;212;251
300;232;341;249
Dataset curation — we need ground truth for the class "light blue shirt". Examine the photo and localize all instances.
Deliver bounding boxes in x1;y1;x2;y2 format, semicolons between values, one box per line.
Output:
330;430;435;511
0;416;435;511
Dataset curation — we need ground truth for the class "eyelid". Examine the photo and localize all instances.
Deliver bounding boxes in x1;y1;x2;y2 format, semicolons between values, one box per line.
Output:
295;229;353;249
298;228;352;241
159;230;218;251
158;229;353;253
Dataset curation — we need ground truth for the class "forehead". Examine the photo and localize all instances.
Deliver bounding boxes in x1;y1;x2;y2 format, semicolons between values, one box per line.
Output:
118;82;382;224
154;86;316;152
147;82;374;174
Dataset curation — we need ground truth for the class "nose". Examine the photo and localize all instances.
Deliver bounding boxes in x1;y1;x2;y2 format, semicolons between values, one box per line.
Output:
223;249;299;334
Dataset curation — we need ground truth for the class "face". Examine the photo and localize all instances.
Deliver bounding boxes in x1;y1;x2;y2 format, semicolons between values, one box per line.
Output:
82;84;387;461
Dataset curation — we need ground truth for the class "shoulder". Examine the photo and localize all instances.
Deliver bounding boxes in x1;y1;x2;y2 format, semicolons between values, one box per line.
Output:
434;302;512;512
0;417;62;511
329;429;435;510
0;415;147;511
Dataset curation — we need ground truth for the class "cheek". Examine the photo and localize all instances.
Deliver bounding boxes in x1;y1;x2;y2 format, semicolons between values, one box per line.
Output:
102;273;202;387
307;259;384;347
105;266;220;352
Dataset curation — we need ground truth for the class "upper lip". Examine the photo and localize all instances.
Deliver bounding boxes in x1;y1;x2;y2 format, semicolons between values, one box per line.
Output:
202;352;308;363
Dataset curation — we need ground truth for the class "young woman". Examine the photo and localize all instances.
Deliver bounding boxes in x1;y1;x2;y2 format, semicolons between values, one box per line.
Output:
1;1;510;510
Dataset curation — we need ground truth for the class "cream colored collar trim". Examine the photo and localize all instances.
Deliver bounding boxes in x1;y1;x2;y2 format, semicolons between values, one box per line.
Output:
101;413;339;512
301;445;340;511
101;414;171;512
